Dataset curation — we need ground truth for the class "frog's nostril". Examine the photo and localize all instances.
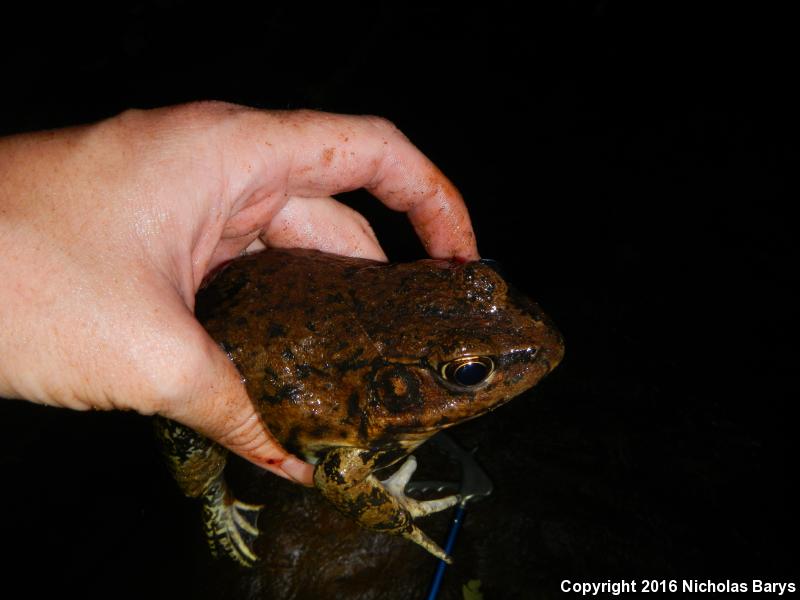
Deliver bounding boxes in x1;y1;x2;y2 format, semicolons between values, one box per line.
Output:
478;258;507;278
494;347;538;369
540;338;565;372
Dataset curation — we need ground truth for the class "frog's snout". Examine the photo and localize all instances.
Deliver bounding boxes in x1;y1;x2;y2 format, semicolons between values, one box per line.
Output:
478;258;507;278
539;330;565;374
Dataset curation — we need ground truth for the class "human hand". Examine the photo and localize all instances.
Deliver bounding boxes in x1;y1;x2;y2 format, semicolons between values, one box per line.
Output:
0;102;478;485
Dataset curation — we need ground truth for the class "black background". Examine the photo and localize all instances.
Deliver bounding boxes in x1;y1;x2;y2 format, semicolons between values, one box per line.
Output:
1;2;796;598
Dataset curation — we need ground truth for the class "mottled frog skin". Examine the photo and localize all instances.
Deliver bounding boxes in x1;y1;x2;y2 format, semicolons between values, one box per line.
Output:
155;248;564;566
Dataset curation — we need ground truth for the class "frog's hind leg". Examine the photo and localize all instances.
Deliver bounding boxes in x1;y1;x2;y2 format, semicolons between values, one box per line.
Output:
382;456;460;517
154;416;263;567
201;477;263;567
314;448;459;564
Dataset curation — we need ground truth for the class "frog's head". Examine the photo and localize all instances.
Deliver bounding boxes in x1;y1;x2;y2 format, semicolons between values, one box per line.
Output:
354;259;564;446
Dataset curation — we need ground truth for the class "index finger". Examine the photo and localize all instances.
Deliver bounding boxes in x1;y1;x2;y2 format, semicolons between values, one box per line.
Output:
245;110;480;261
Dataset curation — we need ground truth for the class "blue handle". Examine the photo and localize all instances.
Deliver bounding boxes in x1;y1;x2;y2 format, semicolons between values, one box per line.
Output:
425;503;466;600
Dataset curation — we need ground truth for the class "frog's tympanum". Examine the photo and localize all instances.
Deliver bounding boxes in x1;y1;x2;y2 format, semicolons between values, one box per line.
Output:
155;248;563;567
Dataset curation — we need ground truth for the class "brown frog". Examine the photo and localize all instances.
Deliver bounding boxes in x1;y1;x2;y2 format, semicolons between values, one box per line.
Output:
155;248;564;567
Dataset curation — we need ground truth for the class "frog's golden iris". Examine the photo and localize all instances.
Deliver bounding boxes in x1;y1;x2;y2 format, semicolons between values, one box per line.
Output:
440;356;495;388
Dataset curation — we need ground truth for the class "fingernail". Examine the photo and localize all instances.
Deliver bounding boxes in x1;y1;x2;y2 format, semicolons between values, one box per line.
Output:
281;456;314;486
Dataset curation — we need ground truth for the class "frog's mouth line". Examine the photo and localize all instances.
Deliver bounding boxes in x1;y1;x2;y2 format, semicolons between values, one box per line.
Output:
384;401;514;440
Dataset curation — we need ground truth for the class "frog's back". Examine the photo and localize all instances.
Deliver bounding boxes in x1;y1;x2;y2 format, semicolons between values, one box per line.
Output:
196;249;379;457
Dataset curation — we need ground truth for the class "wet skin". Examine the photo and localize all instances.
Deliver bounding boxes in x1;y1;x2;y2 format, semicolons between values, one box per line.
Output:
156;248;564;566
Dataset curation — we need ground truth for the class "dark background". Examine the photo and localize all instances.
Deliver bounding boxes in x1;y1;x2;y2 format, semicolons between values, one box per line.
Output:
1;2;796;598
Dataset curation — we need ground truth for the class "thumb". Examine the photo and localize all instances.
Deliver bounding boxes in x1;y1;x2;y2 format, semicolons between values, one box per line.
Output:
161;326;314;486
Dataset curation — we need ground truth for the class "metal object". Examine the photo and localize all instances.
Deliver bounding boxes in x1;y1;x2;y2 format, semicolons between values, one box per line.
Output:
406;432;493;600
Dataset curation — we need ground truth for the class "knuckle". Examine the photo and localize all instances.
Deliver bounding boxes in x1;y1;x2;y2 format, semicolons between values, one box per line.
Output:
216;413;267;453
364;114;400;135
111;101;249;143
160;100;246;122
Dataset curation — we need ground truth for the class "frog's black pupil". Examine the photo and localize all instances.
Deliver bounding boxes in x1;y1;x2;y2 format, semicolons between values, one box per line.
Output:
454;361;489;386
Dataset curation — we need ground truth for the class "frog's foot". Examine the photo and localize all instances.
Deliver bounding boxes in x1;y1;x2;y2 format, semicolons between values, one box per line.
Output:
316;448;459;563
201;479;263;567
382;455;460;518
382;455;460;563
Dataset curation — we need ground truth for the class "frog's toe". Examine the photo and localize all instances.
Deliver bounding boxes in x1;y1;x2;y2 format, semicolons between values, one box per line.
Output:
405;525;454;564
382;455;460;518
230;499;261;535
382;455;420;496
202;481;263;567
403;493;460;518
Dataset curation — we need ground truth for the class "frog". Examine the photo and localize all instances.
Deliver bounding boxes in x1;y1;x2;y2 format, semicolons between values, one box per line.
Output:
155;248;564;567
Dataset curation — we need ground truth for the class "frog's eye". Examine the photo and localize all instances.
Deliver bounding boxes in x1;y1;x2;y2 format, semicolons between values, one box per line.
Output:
440;356;495;388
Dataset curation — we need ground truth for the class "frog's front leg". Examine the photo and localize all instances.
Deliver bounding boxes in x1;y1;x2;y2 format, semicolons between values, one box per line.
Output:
154;416;262;567
314;447;459;563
